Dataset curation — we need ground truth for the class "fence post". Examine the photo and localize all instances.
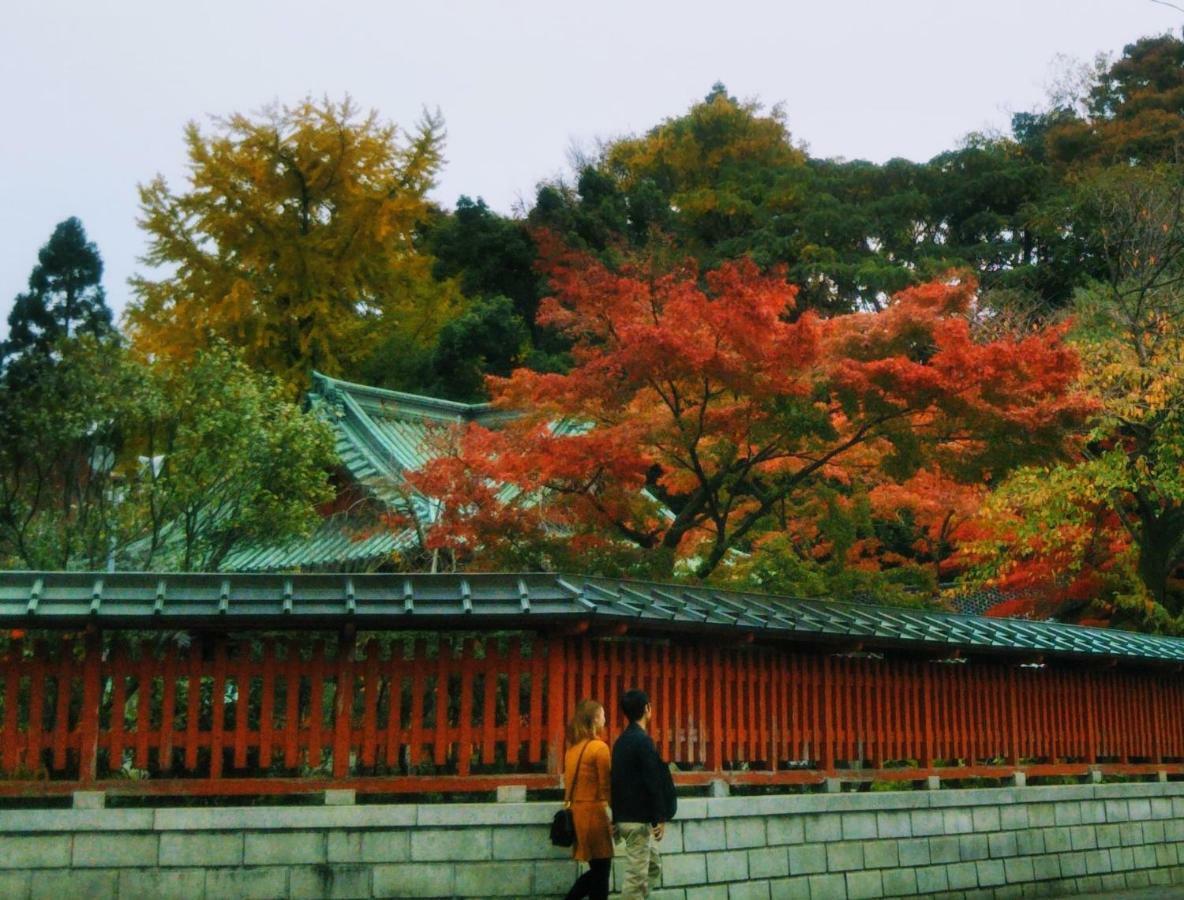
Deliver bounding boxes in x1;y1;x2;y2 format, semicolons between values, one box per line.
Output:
546;636;565;778
333;625;357;779
78;626;102;784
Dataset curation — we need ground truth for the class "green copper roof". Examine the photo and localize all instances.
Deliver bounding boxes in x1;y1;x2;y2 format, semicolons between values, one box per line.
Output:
1;571;1181;668
230;374;517;572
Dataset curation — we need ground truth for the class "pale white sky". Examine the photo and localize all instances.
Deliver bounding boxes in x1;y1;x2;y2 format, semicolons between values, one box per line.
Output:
0;0;1177;334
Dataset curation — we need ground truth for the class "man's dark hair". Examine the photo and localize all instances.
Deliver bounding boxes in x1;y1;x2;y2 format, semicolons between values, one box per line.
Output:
621;689;649;723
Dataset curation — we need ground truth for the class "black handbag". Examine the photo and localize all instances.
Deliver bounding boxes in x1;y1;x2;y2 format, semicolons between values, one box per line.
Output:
550;739;591;847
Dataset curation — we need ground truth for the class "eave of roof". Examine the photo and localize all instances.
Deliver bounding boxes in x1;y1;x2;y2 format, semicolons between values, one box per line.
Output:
1;571;1181;669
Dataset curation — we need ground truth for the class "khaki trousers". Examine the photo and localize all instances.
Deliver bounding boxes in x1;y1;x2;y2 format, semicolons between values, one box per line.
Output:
616;822;661;898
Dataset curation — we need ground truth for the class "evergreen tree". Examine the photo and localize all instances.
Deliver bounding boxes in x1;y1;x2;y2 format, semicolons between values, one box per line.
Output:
3;218;114;366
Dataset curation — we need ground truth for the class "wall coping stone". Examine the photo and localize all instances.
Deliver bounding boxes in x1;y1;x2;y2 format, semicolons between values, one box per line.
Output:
4;781;1184;836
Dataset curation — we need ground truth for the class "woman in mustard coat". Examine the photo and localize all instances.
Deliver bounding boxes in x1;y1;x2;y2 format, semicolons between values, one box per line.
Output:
563;698;613;900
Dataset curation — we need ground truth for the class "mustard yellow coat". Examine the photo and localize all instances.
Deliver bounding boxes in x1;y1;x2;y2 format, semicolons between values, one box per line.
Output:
563;738;613;861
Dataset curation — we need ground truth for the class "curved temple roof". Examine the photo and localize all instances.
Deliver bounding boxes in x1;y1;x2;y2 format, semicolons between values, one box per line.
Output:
1;571;1182;668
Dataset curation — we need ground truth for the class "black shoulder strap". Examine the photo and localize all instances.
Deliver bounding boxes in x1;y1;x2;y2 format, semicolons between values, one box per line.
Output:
564;739;592;807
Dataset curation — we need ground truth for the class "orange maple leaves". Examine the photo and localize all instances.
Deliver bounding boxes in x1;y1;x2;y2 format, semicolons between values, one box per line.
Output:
404;237;1093;580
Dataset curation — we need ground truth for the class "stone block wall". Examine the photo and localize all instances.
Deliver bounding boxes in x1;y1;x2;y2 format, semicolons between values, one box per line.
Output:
2;782;1184;898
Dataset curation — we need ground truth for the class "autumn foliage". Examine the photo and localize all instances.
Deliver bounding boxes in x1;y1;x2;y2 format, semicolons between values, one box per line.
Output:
405;237;1092;580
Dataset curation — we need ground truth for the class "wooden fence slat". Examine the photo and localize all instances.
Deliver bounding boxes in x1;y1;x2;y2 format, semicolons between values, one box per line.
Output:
360;641;378;769
233;643;250;771
283;645;300;769
528;641;544;765
259;641;275;771
209;639;228;780
308;641;326;770
106;644;125;775
159;643;177;775
482;639;498;766
52;645;73;771
1;640;21;773
506;639;521;767
458;639;475;776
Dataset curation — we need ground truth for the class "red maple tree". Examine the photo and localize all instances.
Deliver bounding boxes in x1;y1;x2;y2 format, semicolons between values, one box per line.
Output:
406;238;1092;579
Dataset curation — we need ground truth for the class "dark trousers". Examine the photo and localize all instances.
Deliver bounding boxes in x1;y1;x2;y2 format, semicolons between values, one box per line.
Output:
564;857;610;900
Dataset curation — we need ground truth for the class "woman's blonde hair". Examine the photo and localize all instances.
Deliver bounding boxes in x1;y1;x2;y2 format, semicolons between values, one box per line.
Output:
567;698;603;744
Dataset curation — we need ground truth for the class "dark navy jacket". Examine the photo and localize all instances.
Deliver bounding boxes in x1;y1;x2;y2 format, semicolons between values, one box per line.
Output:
610;722;674;825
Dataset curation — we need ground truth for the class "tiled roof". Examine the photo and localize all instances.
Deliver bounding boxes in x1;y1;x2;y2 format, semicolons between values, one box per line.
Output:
2;571;1181;667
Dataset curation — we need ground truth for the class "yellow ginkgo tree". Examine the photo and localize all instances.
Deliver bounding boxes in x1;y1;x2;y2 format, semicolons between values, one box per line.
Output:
127;96;463;394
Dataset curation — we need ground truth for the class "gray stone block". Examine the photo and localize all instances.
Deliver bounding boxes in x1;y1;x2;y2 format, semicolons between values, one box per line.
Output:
999;804;1029;830
1163;818;1184;841
290;864;371;899
1155;843;1179;866
115;867;207;900
787;844;827;875
1025;803;1055;827
453;862;533;897
1068;825;1096;851
1150;797;1173;819
1080;800;1106;824
806;872;847;899
1015;828;1044;856
1040;827;1070;853
415;801;547;827
0;872;30;900
728;881;771;900
1100;872;1127;891
707;849;748;882
1104;799;1130;822
825;842;864;872
862;840;897;870
533;860;580;895
651;890;687;900
930;835;961;863
662;821;686;854
972;806;1001;832
946;861;979;890
160;831;243;867
496;784;527;803
30;869;117;900
374;862;454;897
684;819;726;852
845;870;883;900
841;813;877;841
323;789;356;806
804;813;842;843
0;835;71;870
915;865;949;894
766;816;804;846
244;831;326;866
409;827;491;861
725;816;766;849
1053;803;1082;826
0;809;152;834
492;825;554;860
205;867;289;899
874;811;910;839
988;831;1018;858
942;809;974;834
1124;869;1152;888
686;887;730;900
748;847;789;879
1094;823;1122;848
1084;848;1113;875
1058;851;1086;877
898;838;930;867
1128;798;1152;820
767;876;810;900
882;867;916;897
1108;847;1135;872
72;833;157;868
976;859;1006;886
1031;854;1061;881
910;810;945;836
71;791;105;810
662;853;707;887
1133;845;1158;869
1004;857;1035;885
1142;820;1166;844
959;834;989;861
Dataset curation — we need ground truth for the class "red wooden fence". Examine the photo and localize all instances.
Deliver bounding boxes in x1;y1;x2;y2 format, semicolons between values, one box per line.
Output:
0;631;1181;797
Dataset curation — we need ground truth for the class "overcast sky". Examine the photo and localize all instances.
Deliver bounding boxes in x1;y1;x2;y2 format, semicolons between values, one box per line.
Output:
0;0;1177;334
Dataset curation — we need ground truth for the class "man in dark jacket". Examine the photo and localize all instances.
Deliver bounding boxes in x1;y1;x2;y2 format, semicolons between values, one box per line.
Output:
611;689;672;899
